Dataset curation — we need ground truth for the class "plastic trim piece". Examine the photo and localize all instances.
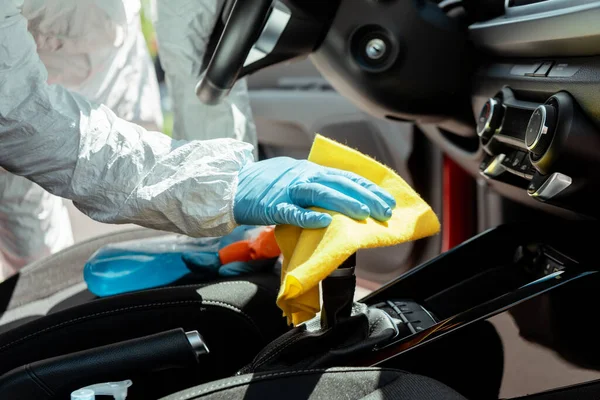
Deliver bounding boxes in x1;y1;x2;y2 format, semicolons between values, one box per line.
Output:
481;154;507;178
469;0;600;57
442;156;475;252
244;2;291;67
528;172;572;201
185;331;210;359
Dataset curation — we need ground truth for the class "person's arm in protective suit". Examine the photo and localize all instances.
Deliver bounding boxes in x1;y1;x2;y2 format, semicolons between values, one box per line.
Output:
150;0;257;149
0;0;395;239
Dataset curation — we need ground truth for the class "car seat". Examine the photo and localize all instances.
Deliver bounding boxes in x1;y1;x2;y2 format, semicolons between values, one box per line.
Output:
159;367;468;400
0;228;288;397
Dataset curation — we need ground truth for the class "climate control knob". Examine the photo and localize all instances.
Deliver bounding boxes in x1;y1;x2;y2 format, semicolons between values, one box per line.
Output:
525;104;557;159
477;98;504;142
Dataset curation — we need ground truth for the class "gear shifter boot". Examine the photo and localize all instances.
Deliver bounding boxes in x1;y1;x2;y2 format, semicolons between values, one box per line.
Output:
239;302;397;374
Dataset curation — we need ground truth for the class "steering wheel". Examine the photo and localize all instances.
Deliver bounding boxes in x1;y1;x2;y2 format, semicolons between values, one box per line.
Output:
197;0;471;133
196;0;275;105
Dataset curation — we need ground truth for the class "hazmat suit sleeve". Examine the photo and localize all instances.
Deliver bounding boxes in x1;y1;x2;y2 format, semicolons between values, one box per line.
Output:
151;0;257;148
0;0;254;238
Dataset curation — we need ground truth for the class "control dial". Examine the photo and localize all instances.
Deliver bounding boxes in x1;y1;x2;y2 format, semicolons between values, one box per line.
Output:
477;98;504;142
526;104;557;159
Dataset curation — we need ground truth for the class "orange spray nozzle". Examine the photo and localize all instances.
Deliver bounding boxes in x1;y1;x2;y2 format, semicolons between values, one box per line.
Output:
218;226;280;265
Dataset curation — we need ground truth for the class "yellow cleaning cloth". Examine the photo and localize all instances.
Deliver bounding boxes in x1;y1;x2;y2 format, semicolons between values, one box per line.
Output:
275;134;441;326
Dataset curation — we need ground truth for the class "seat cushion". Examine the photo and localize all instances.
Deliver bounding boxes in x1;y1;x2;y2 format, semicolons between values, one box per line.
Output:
0;274;288;398
160;367;468;400
0;228;167;331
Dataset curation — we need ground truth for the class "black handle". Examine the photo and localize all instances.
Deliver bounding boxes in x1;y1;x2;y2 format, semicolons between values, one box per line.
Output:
196;0;275;104
0;328;201;399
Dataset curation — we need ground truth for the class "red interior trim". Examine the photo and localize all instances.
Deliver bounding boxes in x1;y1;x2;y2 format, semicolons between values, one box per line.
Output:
442;155;474;252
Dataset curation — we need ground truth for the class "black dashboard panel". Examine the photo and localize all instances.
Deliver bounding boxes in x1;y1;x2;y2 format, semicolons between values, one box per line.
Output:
429;0;600;220
424;55;600;220
467;55;600;218
473;57;600;130
469;0;600;57
291;0;600;220
310;0;473;129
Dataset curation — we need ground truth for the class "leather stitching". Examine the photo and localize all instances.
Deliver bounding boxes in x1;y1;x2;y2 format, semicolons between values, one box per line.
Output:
0;300;241;353
193;280;280;296
369;316;385;335
0;281;272;354
252;333;306;369
202;300;261;335
25;364;54;396
143;280;257;294
129;279;278;297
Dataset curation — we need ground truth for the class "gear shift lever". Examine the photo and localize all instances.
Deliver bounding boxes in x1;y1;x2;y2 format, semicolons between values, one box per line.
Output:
321;253;356;329
239;252;397;374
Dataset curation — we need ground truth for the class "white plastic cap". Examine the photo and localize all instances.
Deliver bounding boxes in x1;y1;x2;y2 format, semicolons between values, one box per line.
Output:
71;388;95;400
72;380;132;400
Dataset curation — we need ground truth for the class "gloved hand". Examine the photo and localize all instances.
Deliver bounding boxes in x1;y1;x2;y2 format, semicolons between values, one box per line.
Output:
234;157;396;229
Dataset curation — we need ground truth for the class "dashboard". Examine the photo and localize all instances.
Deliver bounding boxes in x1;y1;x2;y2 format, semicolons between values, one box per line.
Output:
421;0;600;219
295;0;600;219
470;57;600;218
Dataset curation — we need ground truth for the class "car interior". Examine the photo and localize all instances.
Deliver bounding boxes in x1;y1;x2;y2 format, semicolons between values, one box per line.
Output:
2;0;600;398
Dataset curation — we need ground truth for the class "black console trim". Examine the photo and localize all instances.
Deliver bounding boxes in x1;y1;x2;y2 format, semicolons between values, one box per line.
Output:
367;266;593;366
353;222;600;368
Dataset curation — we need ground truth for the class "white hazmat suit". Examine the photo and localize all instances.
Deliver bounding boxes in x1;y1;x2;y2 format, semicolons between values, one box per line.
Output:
0;0;257;279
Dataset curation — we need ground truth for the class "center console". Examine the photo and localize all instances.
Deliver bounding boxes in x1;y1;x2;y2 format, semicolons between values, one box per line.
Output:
351;221;600;379
241;219;600;396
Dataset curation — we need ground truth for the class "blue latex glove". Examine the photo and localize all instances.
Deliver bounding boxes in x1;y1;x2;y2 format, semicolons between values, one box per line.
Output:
233;157;396;229
181;252;276;278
